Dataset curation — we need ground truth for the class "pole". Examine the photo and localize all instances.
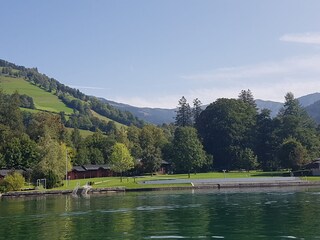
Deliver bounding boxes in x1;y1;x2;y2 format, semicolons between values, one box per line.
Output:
66;149;68;186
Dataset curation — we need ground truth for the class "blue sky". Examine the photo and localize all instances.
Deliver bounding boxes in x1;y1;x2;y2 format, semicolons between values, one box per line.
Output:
2;0;320;108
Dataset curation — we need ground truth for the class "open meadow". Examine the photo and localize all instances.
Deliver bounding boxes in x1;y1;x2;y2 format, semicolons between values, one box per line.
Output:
0;75;74;114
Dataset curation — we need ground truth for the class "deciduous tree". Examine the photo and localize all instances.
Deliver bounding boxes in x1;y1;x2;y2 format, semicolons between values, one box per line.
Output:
171;127;208;177
110;143;134;181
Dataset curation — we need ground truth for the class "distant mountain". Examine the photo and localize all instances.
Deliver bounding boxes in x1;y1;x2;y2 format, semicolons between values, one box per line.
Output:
305;100;320;124
102;92;320;125
255;99;283;118
99;98;176;125
297;92;320;107
256;93;320;119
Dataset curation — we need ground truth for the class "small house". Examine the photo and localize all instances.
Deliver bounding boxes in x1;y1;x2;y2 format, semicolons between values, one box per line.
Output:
304;158;320;176
67;166;87;180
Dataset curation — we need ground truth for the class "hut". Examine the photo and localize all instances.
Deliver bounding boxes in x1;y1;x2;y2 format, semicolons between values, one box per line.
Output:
304;158;320;176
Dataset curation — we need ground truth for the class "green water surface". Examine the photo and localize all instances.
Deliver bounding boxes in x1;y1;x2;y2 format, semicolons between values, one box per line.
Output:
1;187;320;239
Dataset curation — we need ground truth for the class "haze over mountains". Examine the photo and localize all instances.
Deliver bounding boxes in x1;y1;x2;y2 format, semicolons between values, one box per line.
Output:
102;93;320;125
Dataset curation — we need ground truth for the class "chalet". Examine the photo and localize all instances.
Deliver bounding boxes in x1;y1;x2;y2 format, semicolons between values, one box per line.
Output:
304;158;320;176
67;164;113;180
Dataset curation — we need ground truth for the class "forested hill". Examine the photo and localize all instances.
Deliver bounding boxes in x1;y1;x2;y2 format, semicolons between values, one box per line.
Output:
0;59;144;131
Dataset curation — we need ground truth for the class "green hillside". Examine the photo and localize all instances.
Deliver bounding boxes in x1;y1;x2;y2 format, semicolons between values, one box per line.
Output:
0;72;126;130
0;75;127;129
0;59;144;131
0;75;74;114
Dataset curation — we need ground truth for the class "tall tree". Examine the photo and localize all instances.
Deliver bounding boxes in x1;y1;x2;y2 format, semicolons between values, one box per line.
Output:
255;109;279;170
109;143;134;182
171;127;208;177
196;98;256;170
192;98;202;125
33;134;71;188
140;145;162;175
0;91;24;133
175;96;192;127
139;125;167;174
238;89;257;109
71;128;82;149
277;92;320;161
278;137;307;170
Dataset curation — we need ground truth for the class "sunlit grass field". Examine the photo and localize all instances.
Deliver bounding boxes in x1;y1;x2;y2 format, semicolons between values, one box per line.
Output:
0;76;74;114
66;127;95;137
53;171;291;191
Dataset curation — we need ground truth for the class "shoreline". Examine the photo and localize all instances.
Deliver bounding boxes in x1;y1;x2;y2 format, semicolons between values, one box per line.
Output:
2;180;320;198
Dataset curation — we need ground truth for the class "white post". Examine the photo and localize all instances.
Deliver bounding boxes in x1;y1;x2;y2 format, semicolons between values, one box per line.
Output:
66;149;68;186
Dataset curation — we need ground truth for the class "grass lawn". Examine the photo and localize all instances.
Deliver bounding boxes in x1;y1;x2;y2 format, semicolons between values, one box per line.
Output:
0;76;74;114
66;127;95;137
53;171;290;191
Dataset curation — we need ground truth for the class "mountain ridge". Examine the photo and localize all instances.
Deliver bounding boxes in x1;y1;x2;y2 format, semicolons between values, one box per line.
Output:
101;92;320;125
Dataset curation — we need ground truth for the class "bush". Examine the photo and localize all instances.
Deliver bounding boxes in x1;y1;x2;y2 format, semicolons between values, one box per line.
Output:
4;172;25;191
46;170;63;189
0;179;6;193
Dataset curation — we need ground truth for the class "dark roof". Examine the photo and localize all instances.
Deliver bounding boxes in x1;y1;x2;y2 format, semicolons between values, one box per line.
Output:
0;169;24;177
72;166;86;172
83;164;111;170
100;165;111;170
83;165;99;170
161;160;170;165
304;159;320;169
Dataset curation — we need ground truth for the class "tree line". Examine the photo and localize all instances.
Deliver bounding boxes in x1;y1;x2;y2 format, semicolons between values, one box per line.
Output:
175;90;320;172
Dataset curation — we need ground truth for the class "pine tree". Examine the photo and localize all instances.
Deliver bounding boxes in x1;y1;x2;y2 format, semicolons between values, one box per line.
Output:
175;96;192;127
238;89;257;109
192;98;202;125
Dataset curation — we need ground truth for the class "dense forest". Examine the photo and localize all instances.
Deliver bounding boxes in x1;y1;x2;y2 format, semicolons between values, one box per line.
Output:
1;59;320;191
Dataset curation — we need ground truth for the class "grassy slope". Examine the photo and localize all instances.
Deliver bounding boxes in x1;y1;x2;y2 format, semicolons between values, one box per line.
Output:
90;109;127;128
0;75;74;114
0;75;126;128
66;127;95;137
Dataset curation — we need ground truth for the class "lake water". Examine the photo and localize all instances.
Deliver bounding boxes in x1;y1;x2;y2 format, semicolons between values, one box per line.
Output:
1;187;320;239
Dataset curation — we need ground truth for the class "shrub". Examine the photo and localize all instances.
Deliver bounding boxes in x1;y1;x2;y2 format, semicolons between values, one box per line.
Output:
0;179;6;193
4;172;25;191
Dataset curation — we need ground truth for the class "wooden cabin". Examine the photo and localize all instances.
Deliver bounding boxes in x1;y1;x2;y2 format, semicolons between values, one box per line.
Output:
67;164;113;180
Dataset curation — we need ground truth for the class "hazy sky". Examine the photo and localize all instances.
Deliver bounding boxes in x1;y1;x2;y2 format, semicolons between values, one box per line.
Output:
2;0;320;108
